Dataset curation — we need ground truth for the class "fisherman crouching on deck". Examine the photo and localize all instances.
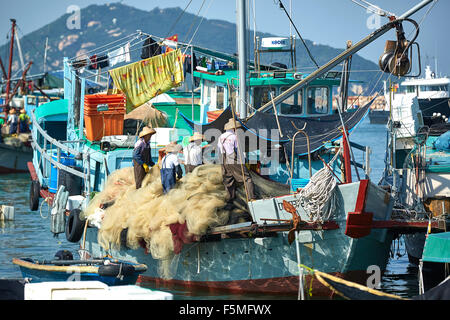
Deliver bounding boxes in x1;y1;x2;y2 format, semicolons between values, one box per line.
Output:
218;118;256;201
160;143;183;194
133;126;156;189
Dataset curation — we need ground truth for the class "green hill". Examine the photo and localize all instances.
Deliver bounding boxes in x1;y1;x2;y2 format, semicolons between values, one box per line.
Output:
0;3;386;93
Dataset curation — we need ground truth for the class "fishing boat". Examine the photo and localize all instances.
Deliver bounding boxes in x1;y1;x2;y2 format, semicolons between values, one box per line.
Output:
27;0;439;298
368;109;390;125
419;232;450;293
396;65;449;124
0;139;32;173
12;253;147;286
380;69;450;266
306;264;450;300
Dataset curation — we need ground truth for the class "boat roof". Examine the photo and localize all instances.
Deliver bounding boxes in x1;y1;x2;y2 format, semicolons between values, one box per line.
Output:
34;99;68;121
401;77;450;86
422;232;450;263
193;69;353;87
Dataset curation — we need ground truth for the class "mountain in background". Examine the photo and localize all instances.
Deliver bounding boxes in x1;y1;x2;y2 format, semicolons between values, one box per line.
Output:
0;3;385;93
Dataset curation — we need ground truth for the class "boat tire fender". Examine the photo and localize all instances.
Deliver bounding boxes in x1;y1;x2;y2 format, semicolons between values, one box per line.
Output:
65;209;85;243
29;180;40;211
98;264;135;277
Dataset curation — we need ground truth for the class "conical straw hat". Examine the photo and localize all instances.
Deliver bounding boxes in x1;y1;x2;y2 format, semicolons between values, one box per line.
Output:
224;118;242;131
139;126;156;138
189;132;205;142
165;143;182;153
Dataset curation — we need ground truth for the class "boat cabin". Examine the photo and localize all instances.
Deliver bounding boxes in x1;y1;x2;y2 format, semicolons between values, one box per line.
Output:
194;68;345;122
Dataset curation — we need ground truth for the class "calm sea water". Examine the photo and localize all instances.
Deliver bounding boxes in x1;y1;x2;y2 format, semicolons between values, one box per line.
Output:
0;117;421;299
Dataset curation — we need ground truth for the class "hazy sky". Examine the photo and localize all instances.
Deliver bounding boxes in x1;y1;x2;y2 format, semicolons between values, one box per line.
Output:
1;0;448;75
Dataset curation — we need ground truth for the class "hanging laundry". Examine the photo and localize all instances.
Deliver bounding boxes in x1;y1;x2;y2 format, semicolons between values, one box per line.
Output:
109;49;184;111
141;36;161;60
163;34;178;53
97;55;110;68
184;52;198;74
89;54;109;70
89;55;97;70
71;58;88;69
108;43;131;67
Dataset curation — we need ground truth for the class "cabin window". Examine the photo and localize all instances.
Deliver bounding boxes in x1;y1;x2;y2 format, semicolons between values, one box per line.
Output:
420;85;445;92
306;87;329;114
253;86;276;109
405;86;415;93
202;80;215;105
279;87;303;115
27;96;37;105
216;86;225;110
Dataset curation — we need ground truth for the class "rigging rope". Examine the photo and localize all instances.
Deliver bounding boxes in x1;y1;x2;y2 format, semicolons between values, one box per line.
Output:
295;150;340;223
276;0;319;69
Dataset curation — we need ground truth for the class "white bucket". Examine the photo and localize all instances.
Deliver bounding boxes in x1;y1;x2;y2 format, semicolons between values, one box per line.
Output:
0;205;15;221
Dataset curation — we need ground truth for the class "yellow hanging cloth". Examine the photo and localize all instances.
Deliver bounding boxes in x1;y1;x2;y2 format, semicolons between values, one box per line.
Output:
109;49;184;112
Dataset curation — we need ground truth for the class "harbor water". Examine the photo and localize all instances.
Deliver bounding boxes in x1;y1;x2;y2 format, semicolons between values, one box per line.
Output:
0;117;421;299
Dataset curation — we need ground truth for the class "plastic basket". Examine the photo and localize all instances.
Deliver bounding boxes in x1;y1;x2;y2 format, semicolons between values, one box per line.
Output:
84;110;125;141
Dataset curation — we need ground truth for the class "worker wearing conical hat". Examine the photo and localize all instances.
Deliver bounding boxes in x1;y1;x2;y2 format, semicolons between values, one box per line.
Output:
217;118;256;201
183;132;207;174
18;108;31;133
7;108;18;135
133;126;156;189
160;142;183;194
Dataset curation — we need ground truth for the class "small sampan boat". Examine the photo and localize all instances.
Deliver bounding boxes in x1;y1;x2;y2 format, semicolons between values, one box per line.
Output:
12;250;147;286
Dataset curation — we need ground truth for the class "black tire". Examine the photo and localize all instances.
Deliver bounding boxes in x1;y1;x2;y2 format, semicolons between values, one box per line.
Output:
65;209;85;243
29;180;40;211
98;264;135;277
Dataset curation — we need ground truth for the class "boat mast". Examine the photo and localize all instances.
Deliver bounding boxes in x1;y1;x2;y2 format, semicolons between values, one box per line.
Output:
257;0;436;113
14;23;25;71
5;19;16;107
237;0;248;119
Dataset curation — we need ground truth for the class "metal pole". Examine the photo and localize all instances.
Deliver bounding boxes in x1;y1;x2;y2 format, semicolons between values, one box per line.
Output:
191;45;195;121
295;231;305;300
237;0;248;119
5;19;16;106
257;0;435;113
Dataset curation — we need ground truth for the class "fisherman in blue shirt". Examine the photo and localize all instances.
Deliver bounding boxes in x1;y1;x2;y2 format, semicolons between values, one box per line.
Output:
133;126;156;189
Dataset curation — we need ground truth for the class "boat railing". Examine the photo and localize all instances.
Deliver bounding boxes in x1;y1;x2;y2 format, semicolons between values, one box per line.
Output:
30;109;90;195
349;141;371;179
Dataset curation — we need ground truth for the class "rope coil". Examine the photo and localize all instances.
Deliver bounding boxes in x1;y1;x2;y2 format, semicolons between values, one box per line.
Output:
295;151;340;223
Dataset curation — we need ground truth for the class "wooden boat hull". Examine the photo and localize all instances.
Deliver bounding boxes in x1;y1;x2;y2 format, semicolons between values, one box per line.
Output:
0;143;32;174
12;258;147;286
369;110;389;124
84;180;395;296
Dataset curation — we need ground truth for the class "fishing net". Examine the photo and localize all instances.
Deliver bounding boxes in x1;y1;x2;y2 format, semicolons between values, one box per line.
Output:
82;162;291;277
82;165;231;271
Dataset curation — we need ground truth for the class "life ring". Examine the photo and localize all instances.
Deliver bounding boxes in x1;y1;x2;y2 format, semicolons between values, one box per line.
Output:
65;209;85;243
29;180;40;211
98;263;135;277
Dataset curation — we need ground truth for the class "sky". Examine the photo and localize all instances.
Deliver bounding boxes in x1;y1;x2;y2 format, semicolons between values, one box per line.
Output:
0;0;449;75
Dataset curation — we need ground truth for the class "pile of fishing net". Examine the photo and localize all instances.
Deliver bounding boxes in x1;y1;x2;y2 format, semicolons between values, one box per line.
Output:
82;162;291;277
82;164;242;261
2;133;31;148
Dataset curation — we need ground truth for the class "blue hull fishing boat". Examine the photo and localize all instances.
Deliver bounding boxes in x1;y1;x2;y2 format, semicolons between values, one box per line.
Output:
27;0;437;297
12;256;147;287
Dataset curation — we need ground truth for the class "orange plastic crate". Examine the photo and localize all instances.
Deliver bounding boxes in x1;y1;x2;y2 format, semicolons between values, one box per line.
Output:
84;110;125;141
84;94;126;104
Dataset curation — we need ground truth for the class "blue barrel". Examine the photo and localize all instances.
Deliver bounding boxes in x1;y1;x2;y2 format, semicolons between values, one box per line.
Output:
49;152;75;193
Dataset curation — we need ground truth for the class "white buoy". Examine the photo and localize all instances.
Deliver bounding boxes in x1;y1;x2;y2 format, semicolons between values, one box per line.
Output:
0;205;15;221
